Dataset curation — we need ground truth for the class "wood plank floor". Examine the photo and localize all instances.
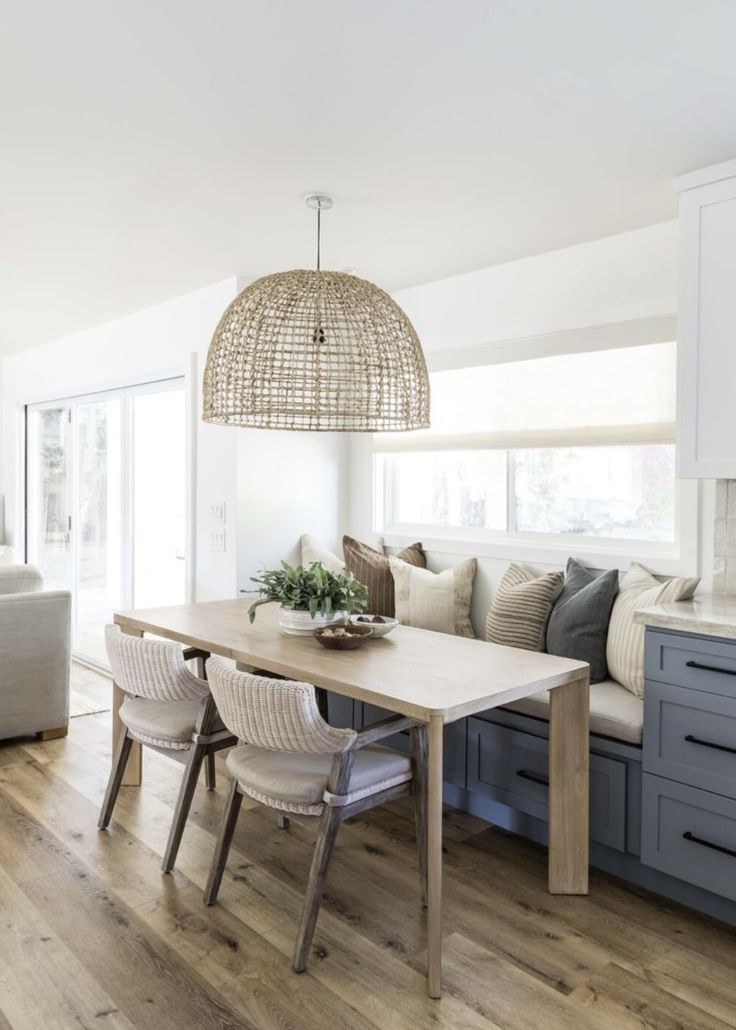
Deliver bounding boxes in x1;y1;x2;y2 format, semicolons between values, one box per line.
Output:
0;663;735;1029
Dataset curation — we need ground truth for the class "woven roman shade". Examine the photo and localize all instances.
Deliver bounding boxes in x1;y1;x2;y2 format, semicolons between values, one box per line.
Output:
202;269;430;433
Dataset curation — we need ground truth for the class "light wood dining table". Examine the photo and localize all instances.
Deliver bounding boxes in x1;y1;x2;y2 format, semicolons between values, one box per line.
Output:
113;598;590;998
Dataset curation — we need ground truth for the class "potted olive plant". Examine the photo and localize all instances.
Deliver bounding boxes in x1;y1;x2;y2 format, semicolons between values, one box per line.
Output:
248;561;369;635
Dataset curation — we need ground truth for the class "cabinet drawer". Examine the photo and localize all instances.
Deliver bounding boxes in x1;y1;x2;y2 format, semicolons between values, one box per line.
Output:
467;717;626;851
645;630;736;696
644;680;736;798
641;774;736;902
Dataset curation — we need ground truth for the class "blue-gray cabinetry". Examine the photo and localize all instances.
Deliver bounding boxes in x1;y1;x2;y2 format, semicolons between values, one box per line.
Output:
642;628;736;902
467;716;627;851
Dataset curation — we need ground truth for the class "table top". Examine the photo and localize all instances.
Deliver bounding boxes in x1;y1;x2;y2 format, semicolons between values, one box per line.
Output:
114;598;589;723
634;592;736;641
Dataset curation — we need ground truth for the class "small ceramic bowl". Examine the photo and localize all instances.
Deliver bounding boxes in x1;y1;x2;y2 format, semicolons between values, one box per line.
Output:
313;624;373;650
349;614;399;638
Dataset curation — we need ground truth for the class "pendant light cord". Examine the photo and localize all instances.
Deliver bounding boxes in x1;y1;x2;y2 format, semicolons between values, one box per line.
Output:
316;204;321;271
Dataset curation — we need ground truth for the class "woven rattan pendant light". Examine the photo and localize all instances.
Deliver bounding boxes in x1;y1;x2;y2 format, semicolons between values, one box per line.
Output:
202;195;430;432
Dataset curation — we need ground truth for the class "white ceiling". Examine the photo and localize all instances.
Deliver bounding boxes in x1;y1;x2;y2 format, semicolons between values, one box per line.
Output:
2;0;736;355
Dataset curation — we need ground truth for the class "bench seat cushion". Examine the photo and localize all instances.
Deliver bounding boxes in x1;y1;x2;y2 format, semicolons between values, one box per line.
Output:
504;678;643;745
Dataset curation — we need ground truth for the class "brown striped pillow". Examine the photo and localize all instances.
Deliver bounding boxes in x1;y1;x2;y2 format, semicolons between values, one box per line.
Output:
343;536;426;617
485;563;564;652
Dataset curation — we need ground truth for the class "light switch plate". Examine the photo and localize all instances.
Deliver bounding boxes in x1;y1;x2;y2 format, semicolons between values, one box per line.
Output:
209;527;226;552
209;501;227;525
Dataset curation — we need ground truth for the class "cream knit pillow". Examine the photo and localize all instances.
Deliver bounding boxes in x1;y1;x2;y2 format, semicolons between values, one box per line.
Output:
606;563;699;698
389;557;476;638
300;534;345;573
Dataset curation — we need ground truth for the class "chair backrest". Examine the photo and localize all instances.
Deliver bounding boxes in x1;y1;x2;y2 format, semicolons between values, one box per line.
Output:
206;656;357;754
105;624;209;702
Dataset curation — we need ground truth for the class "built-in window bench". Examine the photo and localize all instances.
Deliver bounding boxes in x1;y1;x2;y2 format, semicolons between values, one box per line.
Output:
328;595;736;927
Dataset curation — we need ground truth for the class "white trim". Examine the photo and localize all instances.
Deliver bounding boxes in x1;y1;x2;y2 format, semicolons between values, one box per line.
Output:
184;352;197;603
19;368;186;409
427;314;676;372
675;157;736;194
374;422;676;453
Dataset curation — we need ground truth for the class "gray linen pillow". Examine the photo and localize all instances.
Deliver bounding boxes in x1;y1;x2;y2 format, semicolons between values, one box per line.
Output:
545;557;619;683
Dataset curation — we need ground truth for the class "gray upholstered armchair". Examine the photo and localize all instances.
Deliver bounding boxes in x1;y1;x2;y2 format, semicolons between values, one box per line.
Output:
0;564;71;741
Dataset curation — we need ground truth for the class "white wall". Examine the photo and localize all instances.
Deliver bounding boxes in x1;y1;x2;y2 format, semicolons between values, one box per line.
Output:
398;221;679;354
348;221;715;635
236;429;348;592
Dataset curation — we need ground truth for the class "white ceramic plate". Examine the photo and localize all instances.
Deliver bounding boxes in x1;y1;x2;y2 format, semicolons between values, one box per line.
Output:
349;614;399;638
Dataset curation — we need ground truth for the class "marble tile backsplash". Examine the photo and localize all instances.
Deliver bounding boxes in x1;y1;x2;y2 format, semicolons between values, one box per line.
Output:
713;480;736;593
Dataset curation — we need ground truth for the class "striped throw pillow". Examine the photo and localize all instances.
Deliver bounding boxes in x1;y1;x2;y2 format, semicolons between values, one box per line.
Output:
606;563;699;698
485;563;564;651
343;536;426;618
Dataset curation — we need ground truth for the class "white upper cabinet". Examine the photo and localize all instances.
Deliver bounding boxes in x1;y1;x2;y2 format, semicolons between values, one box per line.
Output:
676;158;736;479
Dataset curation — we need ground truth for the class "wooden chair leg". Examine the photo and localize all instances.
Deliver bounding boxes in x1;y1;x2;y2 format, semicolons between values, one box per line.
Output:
204;777;243;905
276;813;290;830
98;731;134;830
292;806;342;973
161;743;206;873
204;752;216;791
410;724;429;908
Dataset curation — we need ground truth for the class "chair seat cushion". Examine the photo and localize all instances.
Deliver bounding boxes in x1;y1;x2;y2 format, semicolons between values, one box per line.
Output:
503;678;643;745
120;697;222;748
226;743;413;814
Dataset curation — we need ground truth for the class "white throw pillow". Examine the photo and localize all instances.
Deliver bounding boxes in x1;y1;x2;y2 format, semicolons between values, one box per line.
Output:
389;557;476;638
606;563;700;698
299;534;345;573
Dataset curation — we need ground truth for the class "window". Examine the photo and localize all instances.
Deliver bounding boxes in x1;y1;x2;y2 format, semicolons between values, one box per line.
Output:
376;340;685;557
26;379;187;668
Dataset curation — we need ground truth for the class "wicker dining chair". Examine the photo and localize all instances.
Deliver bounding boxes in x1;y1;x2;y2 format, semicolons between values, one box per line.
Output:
99;625;237;872
202;656;429;973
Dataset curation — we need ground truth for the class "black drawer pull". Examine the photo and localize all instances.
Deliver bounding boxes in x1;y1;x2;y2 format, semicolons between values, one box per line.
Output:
683;831;736;859
516;769;549;788
686;660;736;677
684;734;736;757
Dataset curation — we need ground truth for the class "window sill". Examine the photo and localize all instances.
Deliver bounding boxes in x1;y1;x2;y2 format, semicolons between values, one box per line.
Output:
382;528;695;577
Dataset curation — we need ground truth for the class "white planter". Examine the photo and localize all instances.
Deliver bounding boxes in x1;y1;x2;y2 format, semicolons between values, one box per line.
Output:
278;607;348;636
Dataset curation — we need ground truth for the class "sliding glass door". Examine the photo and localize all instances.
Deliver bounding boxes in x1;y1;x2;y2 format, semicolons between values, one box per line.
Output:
26;379;186;667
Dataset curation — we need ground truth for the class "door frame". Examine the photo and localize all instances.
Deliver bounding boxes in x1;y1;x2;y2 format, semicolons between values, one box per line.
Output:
24;372;193;669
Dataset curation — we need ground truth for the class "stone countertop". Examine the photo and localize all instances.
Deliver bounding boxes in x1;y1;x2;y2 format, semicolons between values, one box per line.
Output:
634;593;736;641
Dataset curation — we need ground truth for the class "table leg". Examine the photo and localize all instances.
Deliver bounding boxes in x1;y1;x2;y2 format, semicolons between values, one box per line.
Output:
427;714;444;998
548;676;589;894
113;625;143;786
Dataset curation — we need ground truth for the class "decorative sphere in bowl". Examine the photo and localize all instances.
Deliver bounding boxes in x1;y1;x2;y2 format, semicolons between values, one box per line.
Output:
349;614;398;638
